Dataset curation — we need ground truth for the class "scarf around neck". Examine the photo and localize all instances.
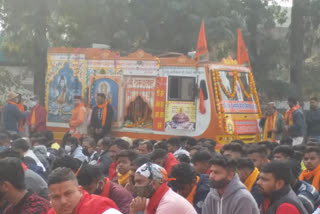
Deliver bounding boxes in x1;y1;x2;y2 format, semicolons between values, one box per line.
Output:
244;167;259;191
147;183;169;214
263;111;277;142
118;170;130;186
285;104;300;126
97;101;108;127
299;164;320;191
186;176;200;205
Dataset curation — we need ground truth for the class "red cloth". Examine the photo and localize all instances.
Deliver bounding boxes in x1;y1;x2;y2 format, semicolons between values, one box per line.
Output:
26;104;47;133
21;162;28;171
164;153;179;175
147;183;170;214
101;177;111;198
109;162;117;181
276;203;301;214
48;190;119;214
4;191;51;214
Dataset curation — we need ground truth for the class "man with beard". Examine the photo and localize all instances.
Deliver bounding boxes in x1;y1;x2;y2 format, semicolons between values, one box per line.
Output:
257;161;307;214
129;163;197;214
202;156;259;214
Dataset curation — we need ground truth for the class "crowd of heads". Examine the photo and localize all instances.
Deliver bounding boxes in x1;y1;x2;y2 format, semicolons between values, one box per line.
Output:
2;127;320;213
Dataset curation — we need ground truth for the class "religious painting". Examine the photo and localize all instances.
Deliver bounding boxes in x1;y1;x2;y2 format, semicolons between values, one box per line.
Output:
165;101;196;130
47;63;82;123
123;77;156;129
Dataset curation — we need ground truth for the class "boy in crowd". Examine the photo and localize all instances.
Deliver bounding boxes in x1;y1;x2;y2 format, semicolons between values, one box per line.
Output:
116;150;137;187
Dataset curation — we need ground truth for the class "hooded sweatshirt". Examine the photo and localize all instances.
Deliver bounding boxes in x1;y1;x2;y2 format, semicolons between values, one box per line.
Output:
202;174;259;214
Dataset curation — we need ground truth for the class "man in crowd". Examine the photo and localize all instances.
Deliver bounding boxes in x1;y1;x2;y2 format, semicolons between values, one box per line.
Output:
286;159;320;213
284;97;306;146
108;139;130;180
258;161;307;214
96;137;113;175
26;95;47;135
69;95;88;138
167;137;189;159
91;93;114;140
0;157;51;214
64;136;86;162
77;165;133;214
259;102;285;142
191;150;212;175
150;149;179;175
202;156;259;214
236;158;262;205
170;163;210;214
47;167;121;214
82;137;99;165
0;149;49;200
273;145;295;161
299;146;320;191
116;150;137;187
130;163;197;214
2;92;27;136
221;143;245;159
306;97;320;143
137;140;154;155
247;145;269;170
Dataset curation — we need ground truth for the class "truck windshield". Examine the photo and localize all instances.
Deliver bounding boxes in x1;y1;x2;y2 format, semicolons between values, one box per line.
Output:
218;70;253;102
215;70;258;114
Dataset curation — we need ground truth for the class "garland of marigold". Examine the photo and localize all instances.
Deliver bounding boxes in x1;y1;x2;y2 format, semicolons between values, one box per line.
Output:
213;70;227;131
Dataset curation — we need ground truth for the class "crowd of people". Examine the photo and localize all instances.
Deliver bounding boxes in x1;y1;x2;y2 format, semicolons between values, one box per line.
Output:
1;91;320;214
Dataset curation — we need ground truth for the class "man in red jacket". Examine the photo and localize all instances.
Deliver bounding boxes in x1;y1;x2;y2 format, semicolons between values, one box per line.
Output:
47;167;121;214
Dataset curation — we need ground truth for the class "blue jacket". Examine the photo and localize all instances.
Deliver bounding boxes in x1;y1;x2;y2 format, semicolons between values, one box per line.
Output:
289;109;306;138
193;174;210;214
2;103;26;132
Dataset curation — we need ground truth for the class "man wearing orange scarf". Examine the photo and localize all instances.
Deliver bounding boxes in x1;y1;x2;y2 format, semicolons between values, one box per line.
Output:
284;97;306;146
2;92;27;135
69;95;87;138
300;146;320;191
259;102;285;142
26;96;47;135
236;158;263;206
90;93;114;141
170;163;210;214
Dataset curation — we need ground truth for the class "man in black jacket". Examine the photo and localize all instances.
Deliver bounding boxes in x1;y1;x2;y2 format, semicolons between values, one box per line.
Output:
257;161;307;214
306;97;320;143
90;93;113;141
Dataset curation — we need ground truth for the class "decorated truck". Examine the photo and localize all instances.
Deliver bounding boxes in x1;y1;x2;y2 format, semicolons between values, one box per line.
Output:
46;48;261;147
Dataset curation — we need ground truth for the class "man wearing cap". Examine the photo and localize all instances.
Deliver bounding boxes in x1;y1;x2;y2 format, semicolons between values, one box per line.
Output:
69;95;87;138
130;163;197;214
26;96;47;135
2;92;27;135
259;102;285;142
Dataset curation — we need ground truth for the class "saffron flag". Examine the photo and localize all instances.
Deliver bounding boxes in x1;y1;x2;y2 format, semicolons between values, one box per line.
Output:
237;28;252;71
196;20;208;66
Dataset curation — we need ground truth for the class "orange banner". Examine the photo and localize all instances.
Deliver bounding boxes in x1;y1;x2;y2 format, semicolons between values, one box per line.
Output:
153;77;167;131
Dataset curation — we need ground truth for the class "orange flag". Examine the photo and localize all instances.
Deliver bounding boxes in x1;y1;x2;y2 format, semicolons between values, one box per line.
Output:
196;20;208;66
237;28;252;71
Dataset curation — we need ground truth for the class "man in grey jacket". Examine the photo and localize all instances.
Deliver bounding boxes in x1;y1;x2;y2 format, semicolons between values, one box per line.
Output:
202;156;259;214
